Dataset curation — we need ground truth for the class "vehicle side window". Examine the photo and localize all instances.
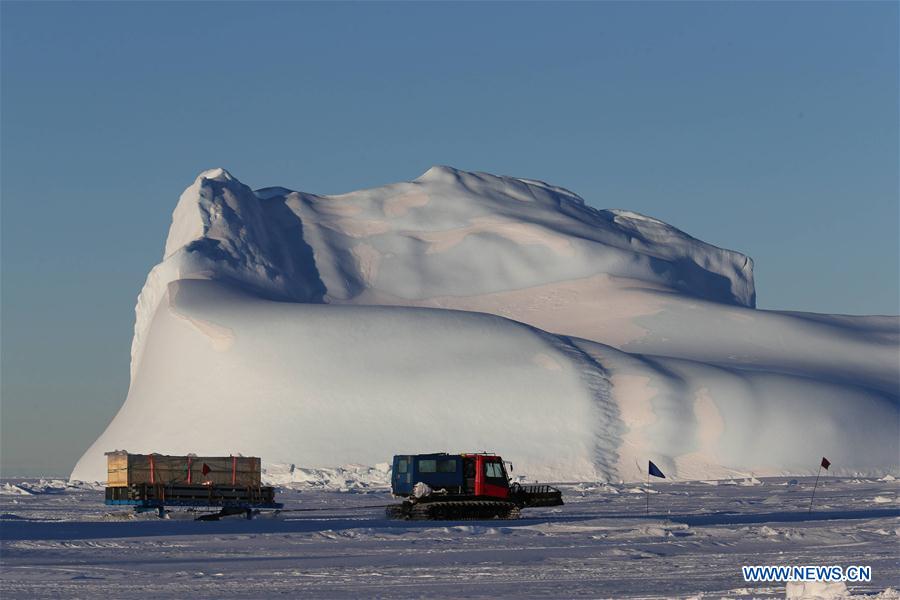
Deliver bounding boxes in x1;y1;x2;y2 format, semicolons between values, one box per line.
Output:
437;459;456;473
397;459;408;474
418;459;436;473
484;462;504;479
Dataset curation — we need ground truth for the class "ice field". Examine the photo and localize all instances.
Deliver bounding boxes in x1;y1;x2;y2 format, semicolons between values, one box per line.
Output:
2;476;898;599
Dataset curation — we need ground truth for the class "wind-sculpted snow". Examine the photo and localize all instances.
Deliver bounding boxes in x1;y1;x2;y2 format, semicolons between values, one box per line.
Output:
70;168;898;483
76;279;622;483
129;167;755;381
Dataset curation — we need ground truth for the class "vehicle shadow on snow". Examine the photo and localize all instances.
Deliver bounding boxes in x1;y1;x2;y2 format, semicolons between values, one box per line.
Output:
2;508;897;542
0;513;584;542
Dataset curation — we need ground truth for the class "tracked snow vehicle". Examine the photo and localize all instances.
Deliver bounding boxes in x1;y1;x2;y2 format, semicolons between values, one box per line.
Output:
387;453;563;520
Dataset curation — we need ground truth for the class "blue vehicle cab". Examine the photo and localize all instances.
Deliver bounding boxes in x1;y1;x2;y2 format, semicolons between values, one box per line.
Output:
391;453;464;496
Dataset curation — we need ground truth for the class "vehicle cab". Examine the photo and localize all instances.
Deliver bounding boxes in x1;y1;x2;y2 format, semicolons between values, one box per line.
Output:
462;453;510;499
391;452;511;499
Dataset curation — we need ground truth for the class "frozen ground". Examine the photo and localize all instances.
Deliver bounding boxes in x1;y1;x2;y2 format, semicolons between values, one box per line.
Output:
2;477;898;599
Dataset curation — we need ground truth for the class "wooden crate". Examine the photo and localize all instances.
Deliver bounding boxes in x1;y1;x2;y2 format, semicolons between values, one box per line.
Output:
105;451;261;487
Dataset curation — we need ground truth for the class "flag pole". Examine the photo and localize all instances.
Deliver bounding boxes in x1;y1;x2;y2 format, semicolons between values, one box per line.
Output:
646;469;650;516
808;465;822;514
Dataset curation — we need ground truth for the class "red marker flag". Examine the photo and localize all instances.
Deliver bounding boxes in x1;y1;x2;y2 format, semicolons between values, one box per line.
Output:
202;463;211;476
821;457;831;470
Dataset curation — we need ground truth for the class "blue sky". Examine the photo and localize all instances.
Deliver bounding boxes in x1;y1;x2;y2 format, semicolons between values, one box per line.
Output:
2;1;897;476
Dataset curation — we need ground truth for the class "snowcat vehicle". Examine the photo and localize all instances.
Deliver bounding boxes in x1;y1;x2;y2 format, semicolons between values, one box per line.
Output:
387;452;563;520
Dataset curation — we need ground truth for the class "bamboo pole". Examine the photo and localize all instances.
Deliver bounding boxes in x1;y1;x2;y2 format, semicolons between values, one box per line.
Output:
646;470;650;516
808;465;823;513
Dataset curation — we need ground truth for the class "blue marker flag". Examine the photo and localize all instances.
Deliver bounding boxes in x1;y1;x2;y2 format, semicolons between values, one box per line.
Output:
648;460;665;479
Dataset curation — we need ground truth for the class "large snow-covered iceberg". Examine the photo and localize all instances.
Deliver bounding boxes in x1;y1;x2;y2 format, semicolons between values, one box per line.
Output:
70;167;899;482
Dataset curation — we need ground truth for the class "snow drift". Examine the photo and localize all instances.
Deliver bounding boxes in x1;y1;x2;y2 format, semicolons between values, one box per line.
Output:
70;167;899;483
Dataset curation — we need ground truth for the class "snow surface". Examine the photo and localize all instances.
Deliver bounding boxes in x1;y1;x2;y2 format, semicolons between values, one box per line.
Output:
70;167;899;483
2;477;899;598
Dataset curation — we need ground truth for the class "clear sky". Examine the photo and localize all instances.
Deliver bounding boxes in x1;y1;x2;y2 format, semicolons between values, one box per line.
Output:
2;1;897;477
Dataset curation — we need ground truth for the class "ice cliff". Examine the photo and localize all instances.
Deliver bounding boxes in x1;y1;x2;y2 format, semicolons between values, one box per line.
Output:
70;167;899;483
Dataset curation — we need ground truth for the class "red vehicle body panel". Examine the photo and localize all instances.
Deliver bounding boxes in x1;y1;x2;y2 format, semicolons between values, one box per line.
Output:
469;454;509;499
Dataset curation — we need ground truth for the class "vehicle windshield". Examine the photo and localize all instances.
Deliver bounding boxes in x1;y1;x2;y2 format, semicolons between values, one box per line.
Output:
484;461;505;479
